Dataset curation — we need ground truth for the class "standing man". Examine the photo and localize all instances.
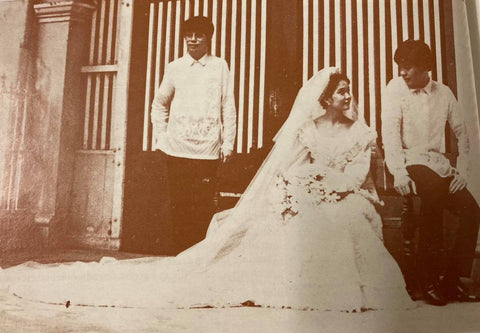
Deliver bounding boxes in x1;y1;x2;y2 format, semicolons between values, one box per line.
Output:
382;39;480;306
151;16;236;251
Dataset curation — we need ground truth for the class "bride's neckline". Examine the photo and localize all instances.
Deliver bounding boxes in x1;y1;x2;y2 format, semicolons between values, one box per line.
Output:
312;118;357;138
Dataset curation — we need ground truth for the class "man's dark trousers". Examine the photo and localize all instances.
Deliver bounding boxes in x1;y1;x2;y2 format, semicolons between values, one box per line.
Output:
407;165;480;289
167;155;219;251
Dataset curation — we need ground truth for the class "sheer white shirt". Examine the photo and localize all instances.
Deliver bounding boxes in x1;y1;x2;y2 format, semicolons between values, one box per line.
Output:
382;77;470;180
151;53;237;160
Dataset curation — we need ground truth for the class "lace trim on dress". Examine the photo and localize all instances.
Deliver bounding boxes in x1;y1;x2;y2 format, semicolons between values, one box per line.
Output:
328;130;376;170
296;122;376;166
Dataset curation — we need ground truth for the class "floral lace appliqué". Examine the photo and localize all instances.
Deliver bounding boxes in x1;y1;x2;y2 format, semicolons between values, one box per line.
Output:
170;115;220;141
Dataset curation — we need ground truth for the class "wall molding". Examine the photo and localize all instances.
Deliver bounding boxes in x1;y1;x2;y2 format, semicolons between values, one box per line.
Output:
33;1;94;24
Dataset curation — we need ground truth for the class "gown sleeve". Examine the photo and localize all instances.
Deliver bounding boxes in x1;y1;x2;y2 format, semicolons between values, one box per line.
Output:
296;122;317;158
323;146;372;192
322;124;376;193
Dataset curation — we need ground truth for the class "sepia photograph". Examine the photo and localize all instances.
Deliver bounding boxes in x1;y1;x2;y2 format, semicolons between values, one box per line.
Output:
0;0;480;332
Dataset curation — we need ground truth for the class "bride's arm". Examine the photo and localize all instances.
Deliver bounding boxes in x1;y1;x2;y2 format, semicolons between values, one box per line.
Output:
323;146;372;192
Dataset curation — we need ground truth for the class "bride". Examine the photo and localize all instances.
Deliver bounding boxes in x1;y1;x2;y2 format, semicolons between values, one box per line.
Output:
1;68;415;311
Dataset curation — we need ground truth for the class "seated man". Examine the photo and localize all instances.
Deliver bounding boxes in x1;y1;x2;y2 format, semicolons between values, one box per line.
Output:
381;39;480;306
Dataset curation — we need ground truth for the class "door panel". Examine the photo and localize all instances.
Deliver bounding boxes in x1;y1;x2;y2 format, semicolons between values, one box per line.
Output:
122;151;175;254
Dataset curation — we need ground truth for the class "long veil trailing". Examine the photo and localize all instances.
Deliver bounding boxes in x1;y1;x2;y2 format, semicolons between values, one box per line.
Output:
0;67;414;311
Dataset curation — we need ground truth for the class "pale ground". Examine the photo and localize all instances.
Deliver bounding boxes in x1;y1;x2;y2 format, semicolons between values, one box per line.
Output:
1;249;479;333
1;295;480;333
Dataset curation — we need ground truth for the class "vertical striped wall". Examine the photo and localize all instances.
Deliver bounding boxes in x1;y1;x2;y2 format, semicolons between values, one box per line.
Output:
81;0;119;151
142;0;267;153
302;0;452;146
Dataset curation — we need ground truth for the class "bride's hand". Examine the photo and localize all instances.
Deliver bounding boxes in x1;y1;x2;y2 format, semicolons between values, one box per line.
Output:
394;175;417;196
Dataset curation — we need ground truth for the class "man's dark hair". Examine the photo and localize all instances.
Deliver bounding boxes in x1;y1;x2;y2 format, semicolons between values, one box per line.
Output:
319;72;350;109
182;16;214;39
394;39;433;70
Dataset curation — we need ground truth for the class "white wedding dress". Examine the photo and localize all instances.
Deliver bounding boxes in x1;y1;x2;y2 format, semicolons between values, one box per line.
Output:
0;68;415;312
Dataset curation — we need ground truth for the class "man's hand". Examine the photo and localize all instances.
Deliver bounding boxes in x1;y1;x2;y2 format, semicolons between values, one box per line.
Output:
449;174;467;194
220;149;232;163
394;175;417;196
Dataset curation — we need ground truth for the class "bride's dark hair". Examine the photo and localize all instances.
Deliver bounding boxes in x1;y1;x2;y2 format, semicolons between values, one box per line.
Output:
319;72;350;109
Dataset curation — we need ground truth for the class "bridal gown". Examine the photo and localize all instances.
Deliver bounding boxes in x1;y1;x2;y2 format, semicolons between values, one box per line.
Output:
1;120;415;312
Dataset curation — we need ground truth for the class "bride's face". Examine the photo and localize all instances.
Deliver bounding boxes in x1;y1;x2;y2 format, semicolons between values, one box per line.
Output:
326;80;351;112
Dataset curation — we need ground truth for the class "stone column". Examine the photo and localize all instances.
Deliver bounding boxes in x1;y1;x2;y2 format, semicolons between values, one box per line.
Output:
30;0;94;245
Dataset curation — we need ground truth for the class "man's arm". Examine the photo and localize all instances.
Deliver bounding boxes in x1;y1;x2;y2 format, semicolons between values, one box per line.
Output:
381;82;416;195
447;90;470;178
220;62;237;162
151;66;175;150
447;89;470;193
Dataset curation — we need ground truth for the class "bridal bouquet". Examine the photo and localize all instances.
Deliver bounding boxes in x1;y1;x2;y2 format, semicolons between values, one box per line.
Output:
272;166;344;222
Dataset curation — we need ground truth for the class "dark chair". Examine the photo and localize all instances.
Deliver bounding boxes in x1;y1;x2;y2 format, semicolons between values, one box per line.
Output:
401;195;423;298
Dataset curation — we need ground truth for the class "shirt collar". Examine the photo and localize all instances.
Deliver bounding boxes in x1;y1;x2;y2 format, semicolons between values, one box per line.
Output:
185;52;209;67
409;78;433;95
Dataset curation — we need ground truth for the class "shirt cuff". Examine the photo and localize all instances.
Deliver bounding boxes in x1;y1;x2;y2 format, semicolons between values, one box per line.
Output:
456;156;469;180
153;132;167;151
221;147;233;157
221;144;234;154
392;169;409;181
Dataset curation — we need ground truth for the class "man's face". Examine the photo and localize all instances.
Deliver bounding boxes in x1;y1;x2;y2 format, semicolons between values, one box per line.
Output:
185;31;209;60
398;63;429;89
